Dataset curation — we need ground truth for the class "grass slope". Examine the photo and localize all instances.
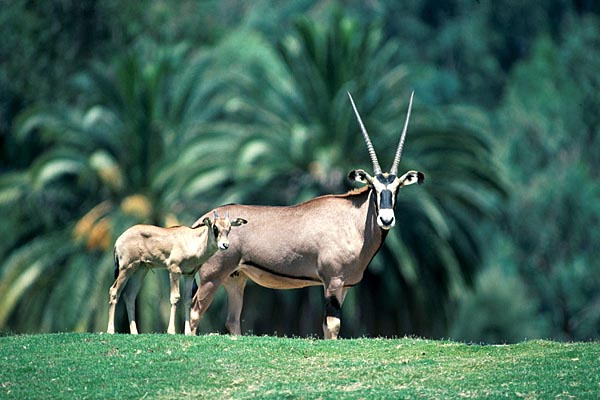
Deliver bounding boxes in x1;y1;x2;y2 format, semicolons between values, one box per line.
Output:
1;333;598;399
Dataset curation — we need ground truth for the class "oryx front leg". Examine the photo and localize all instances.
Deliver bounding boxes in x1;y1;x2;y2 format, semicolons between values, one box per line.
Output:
322;279;347;340
223;271;247;335
189;278;222;335
167;270;182;334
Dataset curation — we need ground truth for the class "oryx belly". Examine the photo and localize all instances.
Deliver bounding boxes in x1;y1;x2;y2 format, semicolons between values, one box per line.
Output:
239;262;321;289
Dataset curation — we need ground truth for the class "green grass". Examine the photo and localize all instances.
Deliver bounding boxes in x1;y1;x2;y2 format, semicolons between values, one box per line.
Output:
1;334;598;399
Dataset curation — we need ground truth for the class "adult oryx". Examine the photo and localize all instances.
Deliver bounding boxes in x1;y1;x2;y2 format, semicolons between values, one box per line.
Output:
189;92;424;339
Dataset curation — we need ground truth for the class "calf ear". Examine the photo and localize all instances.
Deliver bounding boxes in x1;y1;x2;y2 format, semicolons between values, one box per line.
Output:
231;218;248;226
199;217;212;228
348;169;374;185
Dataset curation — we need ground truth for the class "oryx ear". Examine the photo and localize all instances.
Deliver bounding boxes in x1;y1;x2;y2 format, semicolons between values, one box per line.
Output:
348;169;374;185
231;218;248;227
399;170;425;187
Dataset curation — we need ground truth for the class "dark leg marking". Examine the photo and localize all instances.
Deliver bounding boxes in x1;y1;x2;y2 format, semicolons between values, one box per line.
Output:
325;296;342;319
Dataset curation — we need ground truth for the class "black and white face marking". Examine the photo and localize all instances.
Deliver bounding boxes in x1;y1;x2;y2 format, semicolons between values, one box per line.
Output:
372;173;401;229
348;169;425;230
347;91;424;229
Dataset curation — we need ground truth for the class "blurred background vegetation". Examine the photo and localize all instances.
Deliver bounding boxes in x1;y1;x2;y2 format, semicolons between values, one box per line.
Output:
1;0;599;343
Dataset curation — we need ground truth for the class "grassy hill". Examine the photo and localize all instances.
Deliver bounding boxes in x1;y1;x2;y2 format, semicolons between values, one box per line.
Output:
1;333;598;399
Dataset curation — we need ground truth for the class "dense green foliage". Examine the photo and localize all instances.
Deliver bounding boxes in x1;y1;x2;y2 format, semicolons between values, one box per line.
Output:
1;0;599;342
1;334;599;399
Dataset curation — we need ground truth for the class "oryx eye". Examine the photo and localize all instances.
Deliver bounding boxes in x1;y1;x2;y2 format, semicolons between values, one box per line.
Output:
213;225;219;237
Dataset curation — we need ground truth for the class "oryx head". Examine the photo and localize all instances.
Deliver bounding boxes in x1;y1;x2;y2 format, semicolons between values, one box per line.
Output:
201;210;248;250
347;91;425;230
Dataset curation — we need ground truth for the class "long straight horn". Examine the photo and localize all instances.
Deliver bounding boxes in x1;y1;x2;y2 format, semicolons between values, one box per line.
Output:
348;92;382;175
390;91;414;176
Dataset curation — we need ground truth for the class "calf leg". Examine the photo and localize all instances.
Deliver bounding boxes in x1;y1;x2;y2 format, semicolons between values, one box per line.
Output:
167;270;182;334
182;274;195;335
322;278;348;340
223;271;247;335
107;265;134;334
121;268;148;334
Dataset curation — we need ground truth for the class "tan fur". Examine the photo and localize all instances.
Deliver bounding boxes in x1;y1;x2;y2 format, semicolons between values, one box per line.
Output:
188;175;420;339
106;214;246;335
188;93;423;339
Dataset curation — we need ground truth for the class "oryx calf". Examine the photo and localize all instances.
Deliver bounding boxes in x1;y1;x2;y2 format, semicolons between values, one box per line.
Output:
106;211;247;335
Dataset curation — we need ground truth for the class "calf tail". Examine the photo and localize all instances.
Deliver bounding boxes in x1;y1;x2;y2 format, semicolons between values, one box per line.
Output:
113;249;119;280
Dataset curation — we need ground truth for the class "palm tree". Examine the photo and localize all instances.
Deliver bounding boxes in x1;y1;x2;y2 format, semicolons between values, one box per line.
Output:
0;41;235;333
190;11;505;337
1;12;504;338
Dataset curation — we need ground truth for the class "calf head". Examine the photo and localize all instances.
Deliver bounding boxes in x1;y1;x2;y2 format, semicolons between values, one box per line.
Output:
201;210;247;250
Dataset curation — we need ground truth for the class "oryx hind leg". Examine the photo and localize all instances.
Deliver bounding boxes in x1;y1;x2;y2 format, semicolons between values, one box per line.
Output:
223;271;247;335
121;267;148;334
322;279;348;340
